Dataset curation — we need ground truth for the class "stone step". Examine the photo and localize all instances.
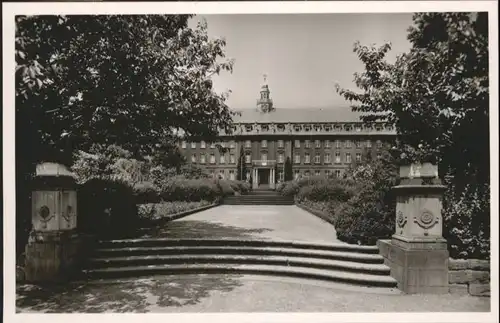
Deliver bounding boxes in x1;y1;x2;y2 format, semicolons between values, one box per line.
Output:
97;238;381;254
83;263;398;288
88;254;390;275
93;246;385;264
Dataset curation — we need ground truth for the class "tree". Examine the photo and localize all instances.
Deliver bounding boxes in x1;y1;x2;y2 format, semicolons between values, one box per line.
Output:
16;15;236;168
336;12;489;258
284;157;293;181
236;146;247;181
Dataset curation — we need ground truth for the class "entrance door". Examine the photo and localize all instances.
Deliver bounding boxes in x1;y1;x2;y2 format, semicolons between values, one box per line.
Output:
258;169;270;188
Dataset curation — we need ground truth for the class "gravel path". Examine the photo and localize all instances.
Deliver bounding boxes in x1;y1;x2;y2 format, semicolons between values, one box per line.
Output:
140;205;341;243
16;274;490;313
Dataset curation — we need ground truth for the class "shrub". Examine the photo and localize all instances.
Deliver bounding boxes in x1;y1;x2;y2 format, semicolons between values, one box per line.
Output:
133;181;161;204
296;179;355;203
217;179;236;197
158;176;220;202
138;200;211;222
228;180;251;194
78;178;139;239
443;177;490;260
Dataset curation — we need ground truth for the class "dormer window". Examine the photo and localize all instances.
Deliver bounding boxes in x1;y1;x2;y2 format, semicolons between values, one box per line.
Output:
355;125;362;132
277;124;285;132
304;125;311;132
294;125;301;132
324;124;332;132
314;125;322;132
375;124;383;131
335;124;342;131
345;125;352;132
261;125;269;132
245;125;253;132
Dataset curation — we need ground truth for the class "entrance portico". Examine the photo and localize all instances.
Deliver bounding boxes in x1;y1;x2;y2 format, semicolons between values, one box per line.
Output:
252;160;276;190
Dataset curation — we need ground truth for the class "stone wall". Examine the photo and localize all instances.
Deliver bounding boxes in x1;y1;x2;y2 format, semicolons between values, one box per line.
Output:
449;259;490;297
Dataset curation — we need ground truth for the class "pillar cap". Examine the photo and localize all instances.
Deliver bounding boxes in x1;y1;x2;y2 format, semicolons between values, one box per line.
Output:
36;162;76;178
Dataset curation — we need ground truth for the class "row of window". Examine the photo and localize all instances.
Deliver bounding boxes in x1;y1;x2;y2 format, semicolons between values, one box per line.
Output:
182;139;384;149
238;123;392;133
191;151;381;165
208;168;345;181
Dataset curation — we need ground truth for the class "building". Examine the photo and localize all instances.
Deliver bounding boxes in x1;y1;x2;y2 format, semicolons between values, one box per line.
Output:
179;79;396;190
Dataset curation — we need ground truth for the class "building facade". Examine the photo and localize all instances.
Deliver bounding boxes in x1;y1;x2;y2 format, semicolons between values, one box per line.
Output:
179;81;396;189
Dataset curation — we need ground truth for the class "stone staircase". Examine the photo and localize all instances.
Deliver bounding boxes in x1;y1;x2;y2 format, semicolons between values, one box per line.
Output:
82;238;398;288
223;190;294;205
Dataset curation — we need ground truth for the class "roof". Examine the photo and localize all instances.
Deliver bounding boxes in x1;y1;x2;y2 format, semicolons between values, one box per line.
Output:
232;107;366;124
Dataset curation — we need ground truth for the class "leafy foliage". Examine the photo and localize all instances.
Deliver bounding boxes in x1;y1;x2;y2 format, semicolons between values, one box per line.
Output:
336;13;490;256
16;15;235;166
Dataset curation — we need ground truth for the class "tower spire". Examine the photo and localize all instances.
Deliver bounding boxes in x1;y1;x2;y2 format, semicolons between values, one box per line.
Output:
257;73;274;113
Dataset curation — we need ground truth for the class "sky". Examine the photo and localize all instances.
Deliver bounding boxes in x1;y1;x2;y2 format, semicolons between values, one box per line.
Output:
190;13;414;111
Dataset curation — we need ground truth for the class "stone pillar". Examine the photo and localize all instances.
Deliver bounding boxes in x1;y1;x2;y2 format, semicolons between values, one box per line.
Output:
270;168;275;189
252;168;258;189
378;163;449;294
24;162;80;283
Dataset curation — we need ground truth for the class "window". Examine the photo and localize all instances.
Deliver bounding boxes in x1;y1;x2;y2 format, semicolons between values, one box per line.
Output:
325;140;331;148
246;170;251;180
191;142;196;149
278;153;284;163
279;171;284;182
324;125;332;132
220;154;226;164
305;153;311;164
294;153;301;164
261;153;268;161
230;154;235;164
376;125;382;131
229;170;235;181
245;153;251;164
181;141;187;149
325;170;332;177
335;152;341;164
346;153;351;163
335;170;342;178
229;141;235;148
200;154;206;164
278;140;284;148
210;153;216;164
294;125;301;132
245;140;251;148
345;140;352;148
294;140;300;148
191;154;197;163
356;140;362;148
315;170;321;176
315;140;321;148
210;142;216;149
315;153;321;164
377;140;383;148
294;170;300;180
305;170;310;177
305;140;311;148
246;125;253;132
324;153;331;164
201;141;206;148
335;140;341;149
210;170;215;178
218;170;225;179
356;153;362;162
261;140;268;148
366;140;372;148
304;125;311;132
355;125;362;132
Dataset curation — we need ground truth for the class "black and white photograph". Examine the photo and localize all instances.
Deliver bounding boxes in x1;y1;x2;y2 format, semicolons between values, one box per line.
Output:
3;1;498;322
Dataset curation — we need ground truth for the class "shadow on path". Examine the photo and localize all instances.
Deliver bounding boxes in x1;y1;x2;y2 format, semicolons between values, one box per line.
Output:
16;274;245;313
138;220;273;240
